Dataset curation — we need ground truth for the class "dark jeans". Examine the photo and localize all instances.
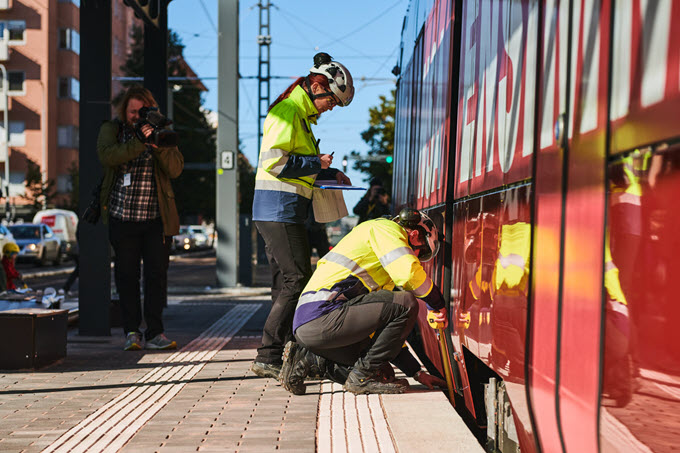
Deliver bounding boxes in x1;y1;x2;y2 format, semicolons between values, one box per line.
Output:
255;221;312;364
295;290;419;372
109;217;171;341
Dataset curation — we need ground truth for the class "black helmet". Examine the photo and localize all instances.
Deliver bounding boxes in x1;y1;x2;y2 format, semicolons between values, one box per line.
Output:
393;208;441;262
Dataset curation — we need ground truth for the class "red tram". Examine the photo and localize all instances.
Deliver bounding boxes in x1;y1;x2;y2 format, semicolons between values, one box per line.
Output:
393;1;680;451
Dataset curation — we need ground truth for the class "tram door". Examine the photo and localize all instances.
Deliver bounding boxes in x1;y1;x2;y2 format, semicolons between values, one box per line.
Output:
530;1;610;452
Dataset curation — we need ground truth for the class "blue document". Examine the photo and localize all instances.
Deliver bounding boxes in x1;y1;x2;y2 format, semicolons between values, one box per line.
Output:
314;180;366;190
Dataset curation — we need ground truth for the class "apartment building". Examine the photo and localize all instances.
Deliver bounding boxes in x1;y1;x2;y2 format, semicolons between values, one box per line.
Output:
0;0;139;216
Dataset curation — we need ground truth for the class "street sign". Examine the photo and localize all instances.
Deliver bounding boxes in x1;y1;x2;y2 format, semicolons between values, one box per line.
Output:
221;151;234;170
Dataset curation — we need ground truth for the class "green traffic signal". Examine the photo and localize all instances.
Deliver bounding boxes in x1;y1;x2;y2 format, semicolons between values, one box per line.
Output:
386;156;393;164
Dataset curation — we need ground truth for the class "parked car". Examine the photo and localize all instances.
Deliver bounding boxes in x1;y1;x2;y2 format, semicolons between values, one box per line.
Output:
172;226;197;253
187;225;210;248
8;223;62;266
0;224;16;255
33;209;78;258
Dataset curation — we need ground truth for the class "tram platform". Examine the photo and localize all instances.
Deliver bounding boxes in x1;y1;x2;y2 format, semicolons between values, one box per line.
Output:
0;289;483;453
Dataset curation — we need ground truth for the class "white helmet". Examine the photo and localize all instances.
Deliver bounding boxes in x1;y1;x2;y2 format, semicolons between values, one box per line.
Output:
393;208;441;262
309;52;354;107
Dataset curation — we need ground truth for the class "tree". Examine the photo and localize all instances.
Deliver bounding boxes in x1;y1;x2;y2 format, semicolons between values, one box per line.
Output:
351;89;395;194
22;157;56;211
118;26;217;222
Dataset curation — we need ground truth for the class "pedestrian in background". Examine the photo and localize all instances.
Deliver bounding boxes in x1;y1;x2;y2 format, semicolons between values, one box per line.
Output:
353;177;391;224
250;52;355;379
1;242;23;291
97;85;184;351
61;222;79;295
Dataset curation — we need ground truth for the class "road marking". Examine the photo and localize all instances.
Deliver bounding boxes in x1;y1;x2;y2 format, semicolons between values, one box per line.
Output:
43;303;261;453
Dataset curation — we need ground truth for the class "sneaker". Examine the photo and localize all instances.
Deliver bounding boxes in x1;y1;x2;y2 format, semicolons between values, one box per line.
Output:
124;332;143;351
280;341;314;395
343;368;407;395
251;361;282;379
145;333;177;350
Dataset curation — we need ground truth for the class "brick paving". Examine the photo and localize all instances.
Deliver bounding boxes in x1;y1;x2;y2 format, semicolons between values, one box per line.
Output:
0;290;479;453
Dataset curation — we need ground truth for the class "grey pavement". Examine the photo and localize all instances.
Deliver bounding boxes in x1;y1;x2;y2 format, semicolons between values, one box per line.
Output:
0;261;482;453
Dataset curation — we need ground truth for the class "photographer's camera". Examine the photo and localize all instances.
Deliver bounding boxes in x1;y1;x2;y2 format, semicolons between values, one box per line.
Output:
135;106;179;147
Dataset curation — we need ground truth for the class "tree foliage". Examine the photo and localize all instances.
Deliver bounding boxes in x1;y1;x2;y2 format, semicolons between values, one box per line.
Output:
351;89;395;194
22;158;56;211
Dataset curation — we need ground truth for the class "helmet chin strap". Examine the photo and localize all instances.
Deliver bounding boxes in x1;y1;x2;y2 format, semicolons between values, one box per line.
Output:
304;76;335;103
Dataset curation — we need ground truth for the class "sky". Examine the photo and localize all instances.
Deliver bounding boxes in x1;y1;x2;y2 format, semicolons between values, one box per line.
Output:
167;0;408;211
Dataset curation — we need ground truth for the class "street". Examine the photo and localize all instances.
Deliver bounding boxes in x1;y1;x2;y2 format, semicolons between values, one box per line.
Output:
18;249;229;293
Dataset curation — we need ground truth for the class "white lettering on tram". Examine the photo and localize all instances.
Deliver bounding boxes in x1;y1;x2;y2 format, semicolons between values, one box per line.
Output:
640;0;671;108
459;1;538;183
418;127;442;200
611;0;672;120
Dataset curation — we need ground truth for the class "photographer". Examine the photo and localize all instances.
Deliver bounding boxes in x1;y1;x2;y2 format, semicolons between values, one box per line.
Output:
97;85;183;351
353;178;391;224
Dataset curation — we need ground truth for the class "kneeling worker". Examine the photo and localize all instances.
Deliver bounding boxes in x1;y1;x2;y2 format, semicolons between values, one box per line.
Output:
280;208;448;394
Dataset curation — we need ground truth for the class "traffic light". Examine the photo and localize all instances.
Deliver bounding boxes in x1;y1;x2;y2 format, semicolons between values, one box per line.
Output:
123;0;162;28
386;156;393;164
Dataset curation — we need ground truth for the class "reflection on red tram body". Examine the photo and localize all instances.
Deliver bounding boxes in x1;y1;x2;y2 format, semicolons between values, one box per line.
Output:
393;0;680;452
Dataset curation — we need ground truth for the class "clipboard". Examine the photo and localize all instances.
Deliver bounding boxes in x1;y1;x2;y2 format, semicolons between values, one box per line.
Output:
313;180;366;191
312;187;348;223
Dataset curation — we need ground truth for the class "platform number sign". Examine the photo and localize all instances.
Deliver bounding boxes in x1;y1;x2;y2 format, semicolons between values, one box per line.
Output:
221;151;234;170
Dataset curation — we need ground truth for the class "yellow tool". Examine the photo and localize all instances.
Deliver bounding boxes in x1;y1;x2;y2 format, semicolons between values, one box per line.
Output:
427;310;456;405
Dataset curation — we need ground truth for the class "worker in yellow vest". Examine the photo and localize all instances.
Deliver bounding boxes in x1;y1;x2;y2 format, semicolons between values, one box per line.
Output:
250;52;354;379
280;208;448;394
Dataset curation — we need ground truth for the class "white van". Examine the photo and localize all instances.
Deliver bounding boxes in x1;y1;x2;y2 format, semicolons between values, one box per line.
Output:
33;209;79;256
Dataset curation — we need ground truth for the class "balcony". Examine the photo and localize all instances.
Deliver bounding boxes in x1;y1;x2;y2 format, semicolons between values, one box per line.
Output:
0;0;11;10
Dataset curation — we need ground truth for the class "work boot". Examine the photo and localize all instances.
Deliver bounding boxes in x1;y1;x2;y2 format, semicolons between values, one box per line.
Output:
280;341;315;395
375;362;410;389
343;368;407;394
251;361;282;379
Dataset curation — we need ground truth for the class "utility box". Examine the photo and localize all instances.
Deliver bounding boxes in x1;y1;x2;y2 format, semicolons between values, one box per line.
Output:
0;308;68;369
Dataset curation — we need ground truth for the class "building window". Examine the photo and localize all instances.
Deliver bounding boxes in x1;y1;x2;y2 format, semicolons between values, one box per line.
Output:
58;125;79;148
0;71;25;95
58;77;79;101
58;28;80;54
57;174;72;193
0;21;26;44
0;121;26;147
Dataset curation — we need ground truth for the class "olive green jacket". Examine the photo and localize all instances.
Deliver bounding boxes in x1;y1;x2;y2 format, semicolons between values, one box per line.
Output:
96;120;184;236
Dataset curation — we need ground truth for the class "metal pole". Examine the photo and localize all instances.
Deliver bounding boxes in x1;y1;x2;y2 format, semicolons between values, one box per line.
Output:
40;80;47;209
216;0;239;287
0;64;9;220
256;0;271;152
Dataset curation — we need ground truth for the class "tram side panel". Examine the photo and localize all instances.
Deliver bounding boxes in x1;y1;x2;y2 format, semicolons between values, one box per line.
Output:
452;0;538;451
599;1;680;451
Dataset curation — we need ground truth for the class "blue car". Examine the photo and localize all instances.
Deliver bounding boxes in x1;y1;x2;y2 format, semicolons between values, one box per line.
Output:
8;223;62;266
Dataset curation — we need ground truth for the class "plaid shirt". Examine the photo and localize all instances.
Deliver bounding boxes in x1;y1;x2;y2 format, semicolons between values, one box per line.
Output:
108;123;160;222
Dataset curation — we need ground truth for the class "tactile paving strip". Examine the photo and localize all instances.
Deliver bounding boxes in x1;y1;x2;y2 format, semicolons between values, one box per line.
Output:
43;303;261;453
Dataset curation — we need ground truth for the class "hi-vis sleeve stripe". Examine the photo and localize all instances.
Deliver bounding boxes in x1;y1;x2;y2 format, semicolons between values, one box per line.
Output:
412;278;433;298
378;247;415;268
259;148;290;176
498;253;526;269
297;288;338;307
254;177;314;198
323;252;379;290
